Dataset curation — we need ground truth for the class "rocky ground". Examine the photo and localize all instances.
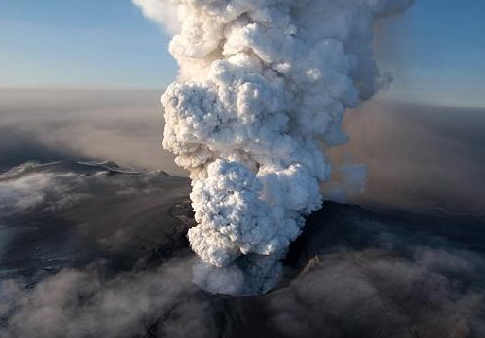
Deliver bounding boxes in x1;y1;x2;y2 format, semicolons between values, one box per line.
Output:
1;161;485;337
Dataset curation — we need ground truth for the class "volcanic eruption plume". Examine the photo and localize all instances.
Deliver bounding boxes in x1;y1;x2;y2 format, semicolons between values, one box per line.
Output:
133;0;414;294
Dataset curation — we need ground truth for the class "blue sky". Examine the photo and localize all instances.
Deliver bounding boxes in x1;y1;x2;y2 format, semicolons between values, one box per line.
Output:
0;0;176;89
0;0;484;106
376;0;485;107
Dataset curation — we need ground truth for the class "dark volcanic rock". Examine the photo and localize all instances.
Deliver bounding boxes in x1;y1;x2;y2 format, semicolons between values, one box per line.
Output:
0;161;191;281
217;203;485;338
1;162;485;338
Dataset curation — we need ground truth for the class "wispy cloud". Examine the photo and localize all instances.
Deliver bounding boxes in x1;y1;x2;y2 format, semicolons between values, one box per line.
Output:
0;171;89;217
0;258;217;338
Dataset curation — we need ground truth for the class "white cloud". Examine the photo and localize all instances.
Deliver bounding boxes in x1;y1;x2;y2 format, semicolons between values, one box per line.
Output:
132;0;181;35
138;0;414;294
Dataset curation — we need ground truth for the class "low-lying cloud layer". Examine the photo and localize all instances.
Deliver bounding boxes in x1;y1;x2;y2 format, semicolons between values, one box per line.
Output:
0;89;183;176
268;248;485;337
5;247;484;338
1;258;218;338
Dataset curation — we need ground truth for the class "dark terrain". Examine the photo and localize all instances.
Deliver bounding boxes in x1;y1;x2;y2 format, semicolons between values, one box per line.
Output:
1;161;485;337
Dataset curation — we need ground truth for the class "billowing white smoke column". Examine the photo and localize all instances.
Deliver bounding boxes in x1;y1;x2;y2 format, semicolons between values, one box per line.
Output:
134;0;414;294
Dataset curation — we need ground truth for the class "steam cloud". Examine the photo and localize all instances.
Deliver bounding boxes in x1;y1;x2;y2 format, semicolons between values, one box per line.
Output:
134;0;414;294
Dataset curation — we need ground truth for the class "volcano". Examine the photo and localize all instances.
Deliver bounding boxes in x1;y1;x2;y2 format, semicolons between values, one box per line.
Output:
1;161;484;337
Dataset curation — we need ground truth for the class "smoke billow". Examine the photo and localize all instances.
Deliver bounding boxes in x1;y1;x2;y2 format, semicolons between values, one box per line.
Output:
134;0;414;294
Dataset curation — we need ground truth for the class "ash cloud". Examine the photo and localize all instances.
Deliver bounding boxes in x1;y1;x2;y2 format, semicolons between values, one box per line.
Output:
134;0;415;295
329;101;485;214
